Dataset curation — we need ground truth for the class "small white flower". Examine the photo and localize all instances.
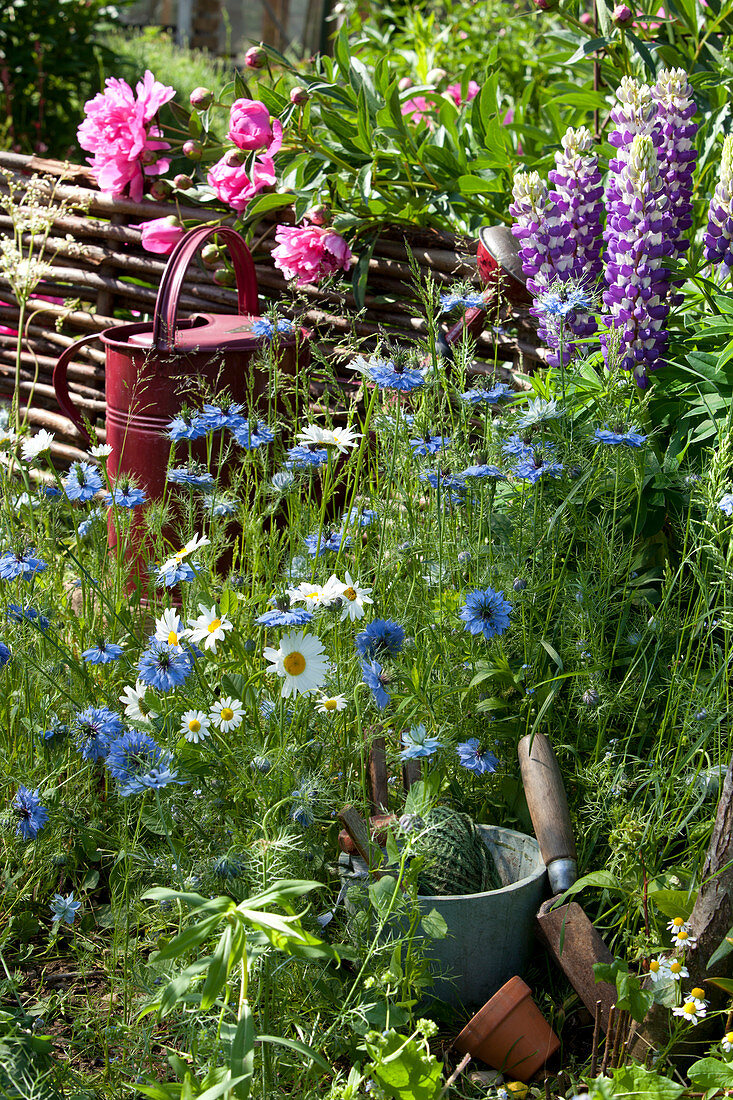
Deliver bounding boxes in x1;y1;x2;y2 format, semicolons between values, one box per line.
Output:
158;533;212;576
288;581;328;608
120;681;157;723
296;423;360;454
673;996;706;1025
672;927;697;951
210;696;244;732
315;693;348;713
21;429;54;462
264;630;327;698
155;607;190;648
88;443;113;460
321;573;347;604
338;571;373;621
330;424;361;452
647;957;667;982
665;957;689;981
180;709;211;744
721;1030;733;1052
188;603;234;653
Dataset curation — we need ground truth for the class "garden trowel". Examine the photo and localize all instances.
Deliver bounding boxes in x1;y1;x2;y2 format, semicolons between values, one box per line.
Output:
518;732;616;1032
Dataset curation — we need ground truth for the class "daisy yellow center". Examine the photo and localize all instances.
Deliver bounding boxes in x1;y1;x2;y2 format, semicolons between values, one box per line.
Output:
221;707;234;722
672;917;684;928
691;988;705;1000
649;960;660;973
323;698;338;711
725;1032;733;1043
284;651;306;676
344;587;357;601
683;1002;696;1015
168;630;179;645
670;961;682;974
677;930;689;942
188;719;201;733
208;619;221;633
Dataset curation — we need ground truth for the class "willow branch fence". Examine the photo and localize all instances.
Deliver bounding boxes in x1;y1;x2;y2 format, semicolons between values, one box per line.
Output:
0;151;542;466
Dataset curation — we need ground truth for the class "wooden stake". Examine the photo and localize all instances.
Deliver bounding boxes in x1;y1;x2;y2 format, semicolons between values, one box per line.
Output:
601;1005;616;1076
590;999;602;1078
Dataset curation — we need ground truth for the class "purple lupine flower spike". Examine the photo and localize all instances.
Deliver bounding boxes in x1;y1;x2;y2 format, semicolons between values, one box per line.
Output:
549;126;605;285
606;77;658;211
651;68;698;275
602;134;672;387
705;134;733;278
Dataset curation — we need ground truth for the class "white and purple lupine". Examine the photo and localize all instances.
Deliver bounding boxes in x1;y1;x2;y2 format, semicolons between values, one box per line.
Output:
602;133;672;386
607;77;658;211
548;126;604;285
651;68;698;273
705;133;733;278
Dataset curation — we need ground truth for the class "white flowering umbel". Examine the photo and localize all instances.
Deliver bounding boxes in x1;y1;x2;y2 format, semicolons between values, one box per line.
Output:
705;134;733;278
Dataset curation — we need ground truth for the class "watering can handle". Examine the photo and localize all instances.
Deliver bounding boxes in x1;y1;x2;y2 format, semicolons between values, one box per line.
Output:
52;333;98;445
153;226;259;350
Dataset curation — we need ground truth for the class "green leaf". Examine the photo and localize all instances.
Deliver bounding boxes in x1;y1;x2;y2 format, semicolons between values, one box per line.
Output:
369;875;400;921
591;1064;684;1099
366;1030;443;1100
229;1004;255;1100
154;916;221;962
560;869;623;901
688;1057;733;1091
646;888;696;921
615;971;653;1023
200;924;234;1011
196;1074;249;1100
593;958;627;985
257;1034;333;1074
240;879;324;911
420;908;448;941
707;977;733;994
708;926;733;970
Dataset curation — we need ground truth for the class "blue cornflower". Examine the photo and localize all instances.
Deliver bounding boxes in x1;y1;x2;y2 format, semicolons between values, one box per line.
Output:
256;607;313;627
410;434;451;456
440;291;486;312
12;786;48;840
0;549;47;580
719;493;733;517
167;468;214;488
166;413;208;441
155;559;197;588
459;587;512;641
7;604;50;630
63;462;103;502
461;464;504;479
82;640;124;665
137;639;192;691
104;484;146;508
361;658;390;709
513;454;564;483
285;445;329;470
593;427;648;448
456;738;499;775
400;723;441;760
253;317;295;340
0;642;10;665
359;357;425;391
303;530;351;558
459;384;512;404
50;891;81;925
355;619;404;660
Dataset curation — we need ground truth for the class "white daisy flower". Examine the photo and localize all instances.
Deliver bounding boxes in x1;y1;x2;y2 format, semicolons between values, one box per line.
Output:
159;532;212;574
721;1030;733;1052
155;607;190;648
188;603;234;653
338;571;373;621
264;630;327;698
667;916;687;934
672;926;697;951
296;423;360;453
210;696;244;732
673;995;706;1025
665;957;689;981
288;581;328;608
180;709;211;744
647;957;667;983
316;693;348;713
89;443;113;460
21;429;54;462
321;573;347;604
330;425;361;452
119;681;157;723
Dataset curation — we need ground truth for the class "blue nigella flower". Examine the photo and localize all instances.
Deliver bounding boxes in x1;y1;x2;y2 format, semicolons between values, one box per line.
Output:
256;607;313;627
535;286;595;318
400;723;441;760
290;781;318;828
361;658;390;709
461;464;504;479
0;641;10;665
459;587;512;641
719;493;733;517
456;738;500;775
355;619;404;660
252;755;273;773
130;757;183;793
303;530;351;558
76;706;124;738
515;398;563;430
38;485;62;499
63;462;103;503
593;427;648;448
513;454;564;483
7;604;50;630
0;549;47;580
12;785;48;839
82;640;124;665
342;507;377;528
360;357;425;392
50;891;81;925
166;413;208;442
41;717;69;742
104;485;146;508
106;730;183;796
285;445;329;470
460;384;512;404
410;434;451;456
155;559;197;588
253;317;295;340
212;854;245;880
231;420;276;449
72;706;122;761
271;473;295;497
167;468;215;488
137;640;192;691
78;508;104;538
440;291;486;312
501;433;534;459
421;471;466;492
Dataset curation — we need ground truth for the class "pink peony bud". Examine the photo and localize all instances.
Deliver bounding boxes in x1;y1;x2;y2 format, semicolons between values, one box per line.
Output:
201;244;221;268
190;87;213;110
305;204;330;226
137;215;184;255
534;0;557;10
174;173;194;189
580;11;593;21
272;223;352;286
149;179;172;200
426;67;447;85
612;2;634;22
290;86;309;106
398;77;414;92
244;46;267;69
224;149;247;167
228;98;282;154
182;140;203;160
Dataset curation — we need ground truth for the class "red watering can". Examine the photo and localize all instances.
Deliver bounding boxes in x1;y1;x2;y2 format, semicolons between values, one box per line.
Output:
53;225;309;582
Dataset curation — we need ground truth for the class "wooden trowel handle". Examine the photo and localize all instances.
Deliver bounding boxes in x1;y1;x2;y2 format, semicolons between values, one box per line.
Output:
518;732;577;893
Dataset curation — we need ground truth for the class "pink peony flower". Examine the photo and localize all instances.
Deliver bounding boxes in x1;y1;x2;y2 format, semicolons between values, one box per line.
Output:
272;224;352;286
77;70;175;202
137;216;185;255
228;99;283;154
207;155;276;213
401;95;435;126
446;80;480;107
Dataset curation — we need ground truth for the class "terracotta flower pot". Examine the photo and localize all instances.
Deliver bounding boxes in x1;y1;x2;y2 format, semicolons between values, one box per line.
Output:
453;976;560;1083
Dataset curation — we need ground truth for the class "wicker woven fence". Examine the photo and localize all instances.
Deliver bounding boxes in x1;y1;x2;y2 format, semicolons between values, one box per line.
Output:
0;151;542;465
